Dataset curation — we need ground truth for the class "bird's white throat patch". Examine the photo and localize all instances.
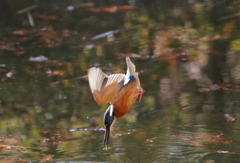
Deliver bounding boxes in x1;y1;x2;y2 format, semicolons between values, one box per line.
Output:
110;104;114;117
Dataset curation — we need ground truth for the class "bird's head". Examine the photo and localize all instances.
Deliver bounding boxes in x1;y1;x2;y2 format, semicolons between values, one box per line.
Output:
103;104;116;150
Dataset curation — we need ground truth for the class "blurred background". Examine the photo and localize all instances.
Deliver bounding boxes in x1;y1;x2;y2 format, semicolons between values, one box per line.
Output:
1;0;240;162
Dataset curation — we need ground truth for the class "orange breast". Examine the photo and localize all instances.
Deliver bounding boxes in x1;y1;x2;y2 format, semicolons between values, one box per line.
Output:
114;83;138;119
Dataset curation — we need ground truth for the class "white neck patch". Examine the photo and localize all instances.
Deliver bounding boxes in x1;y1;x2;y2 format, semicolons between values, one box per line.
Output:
110;104;114;117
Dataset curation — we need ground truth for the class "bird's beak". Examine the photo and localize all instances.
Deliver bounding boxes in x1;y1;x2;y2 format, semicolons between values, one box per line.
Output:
103;126;110;150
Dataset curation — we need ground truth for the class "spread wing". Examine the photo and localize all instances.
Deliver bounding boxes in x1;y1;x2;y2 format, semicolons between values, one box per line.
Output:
88;67;125;105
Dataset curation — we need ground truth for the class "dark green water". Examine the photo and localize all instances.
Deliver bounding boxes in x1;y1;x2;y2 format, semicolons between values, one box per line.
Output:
1;0;240;162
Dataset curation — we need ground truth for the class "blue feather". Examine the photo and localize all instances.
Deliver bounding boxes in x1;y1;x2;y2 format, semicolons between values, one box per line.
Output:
129;75;136;82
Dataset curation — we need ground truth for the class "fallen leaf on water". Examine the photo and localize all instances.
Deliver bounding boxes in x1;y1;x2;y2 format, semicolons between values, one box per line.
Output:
24;67;38;76
12;29;37;35
144;137;157;144
0;144;26;152
71;2;94;8
15;36;33;42
35;14;58;20
187;140;203;147
0;137;20;145
171;133;232;147
46;70;66;76
194;134;232;145
87;6;118;13
224;114;235;122
1;26;77;51
198;35;220;41
201;83;240;93
85;7;100;12
118;5;135;11
101;6;118;13
171;135;203;147
13;50;25;56
171;134;191;141
40;154;53;163
38;30;63;42
206;150;240;155
12;30;28;35
39;37;52;45
62;29;75;37
86;5;134;13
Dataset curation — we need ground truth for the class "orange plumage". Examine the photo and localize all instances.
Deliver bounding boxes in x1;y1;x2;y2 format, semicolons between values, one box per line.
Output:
88;57;143;118
88;57;143;149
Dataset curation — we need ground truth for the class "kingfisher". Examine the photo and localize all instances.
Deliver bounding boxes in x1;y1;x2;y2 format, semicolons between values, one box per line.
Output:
88;57;144;150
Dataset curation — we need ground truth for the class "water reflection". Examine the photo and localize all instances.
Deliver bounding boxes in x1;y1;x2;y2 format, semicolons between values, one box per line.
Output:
1;0;240;162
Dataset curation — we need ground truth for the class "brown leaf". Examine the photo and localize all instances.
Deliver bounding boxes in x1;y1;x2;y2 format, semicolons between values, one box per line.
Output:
41;154;53;163
72;3;94;8
87;6;118;13
187;140;203;147
0;144;26;152
39;37;52;45
35;14;58;20
118;5;135;11
12;29;37;35
171;135;203;147
47;70;66;76
144;137;157;144
206;150;240;155
0;137;20;145
195;134;232;145
171;133;232;147
24;67;38;76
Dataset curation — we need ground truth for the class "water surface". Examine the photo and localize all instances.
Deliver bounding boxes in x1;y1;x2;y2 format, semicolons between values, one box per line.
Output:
0;0;240;162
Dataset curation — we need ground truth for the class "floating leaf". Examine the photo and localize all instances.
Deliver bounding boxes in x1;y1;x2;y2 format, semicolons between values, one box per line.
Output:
144;137;157;144
194;134;232;145
46;70;66;77
0;144;26;152
71;3;94;8
86;5;134;13
224;114;235;122
40;154;53;162
35;14;58;20
171;133;232;147
206;150;240;155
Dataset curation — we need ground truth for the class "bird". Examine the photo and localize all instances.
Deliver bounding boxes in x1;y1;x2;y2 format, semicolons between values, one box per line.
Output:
88;57;144;150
